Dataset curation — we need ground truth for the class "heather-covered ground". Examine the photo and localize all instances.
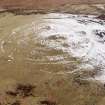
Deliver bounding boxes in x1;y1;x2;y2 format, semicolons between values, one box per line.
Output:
0;0;105;14
0;0;105;9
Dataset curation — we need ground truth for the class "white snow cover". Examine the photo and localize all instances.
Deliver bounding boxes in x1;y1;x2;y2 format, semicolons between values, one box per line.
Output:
36;13;105;82
11;13;105;82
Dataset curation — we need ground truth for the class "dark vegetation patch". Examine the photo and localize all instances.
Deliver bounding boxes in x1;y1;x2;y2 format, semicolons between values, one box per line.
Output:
11;101;20;105
16;84;35;97
47;35;66;40
77;18;104;25
97;14;105;20
6;91;18;97
93;30;105;43
40;100;56;105
0;9;48;15
94;30;105;38
6;84;35;97
77;19;89;25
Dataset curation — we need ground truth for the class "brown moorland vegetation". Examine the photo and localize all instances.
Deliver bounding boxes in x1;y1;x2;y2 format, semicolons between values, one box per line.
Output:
0;0;105;10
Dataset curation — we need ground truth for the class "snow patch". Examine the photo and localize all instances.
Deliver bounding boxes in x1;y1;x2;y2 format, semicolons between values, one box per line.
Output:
37;13;105;82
